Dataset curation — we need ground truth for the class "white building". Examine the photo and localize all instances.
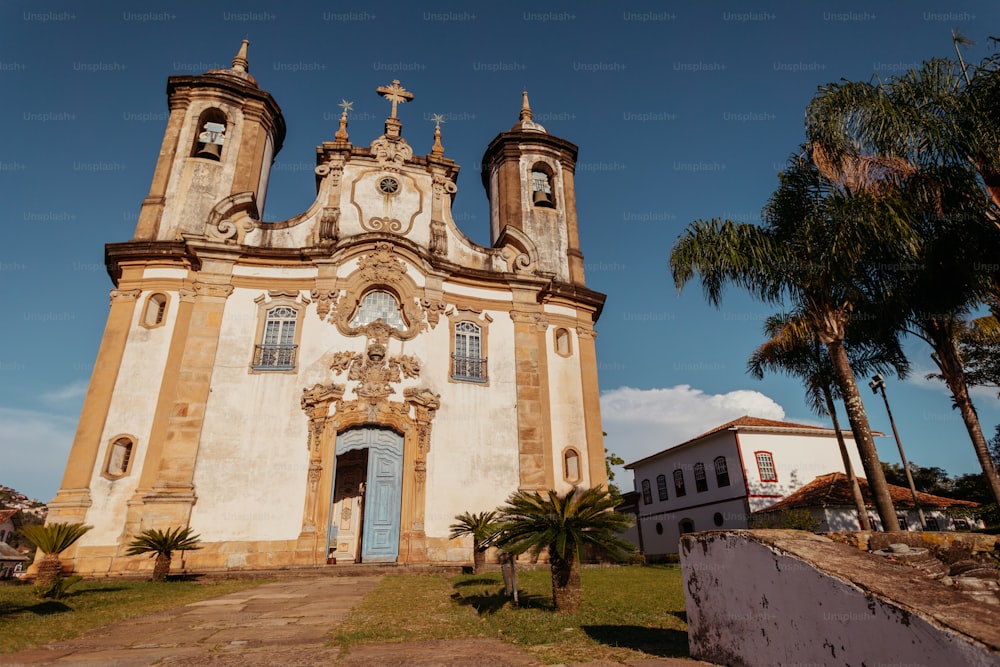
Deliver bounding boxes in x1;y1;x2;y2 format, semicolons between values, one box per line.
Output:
624;416;867;557
47;43;607;575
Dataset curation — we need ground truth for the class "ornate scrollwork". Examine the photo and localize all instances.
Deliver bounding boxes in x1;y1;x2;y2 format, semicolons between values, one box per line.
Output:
500;246;534;273
363;216;406;234
311;289;340;322
209;217;256;245
330;341;422;419
358;242;407;284
419;299;447;329
109;288;141;304
429;220;447;257
192;282;234;299
370;135;413;167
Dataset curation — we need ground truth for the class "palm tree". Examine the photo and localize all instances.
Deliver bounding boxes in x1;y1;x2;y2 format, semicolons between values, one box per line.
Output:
807;58;1000;507
671;152;912;531
19;522;92;589
448;510;498;574
748;313;908;530
493;486;634;613
125;526;201;581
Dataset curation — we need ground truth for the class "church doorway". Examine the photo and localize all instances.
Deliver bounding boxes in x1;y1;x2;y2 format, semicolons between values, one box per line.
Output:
326;426;404;564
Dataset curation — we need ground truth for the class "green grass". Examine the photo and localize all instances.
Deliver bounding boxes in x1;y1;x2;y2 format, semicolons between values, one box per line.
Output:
0;577;267;653
333;564;689;664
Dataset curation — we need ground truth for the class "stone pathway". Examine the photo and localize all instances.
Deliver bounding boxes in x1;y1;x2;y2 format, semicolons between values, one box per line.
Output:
1;575;710;666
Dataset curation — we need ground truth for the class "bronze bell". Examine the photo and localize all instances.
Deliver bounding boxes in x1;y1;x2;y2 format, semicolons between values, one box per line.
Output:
532;188;554;207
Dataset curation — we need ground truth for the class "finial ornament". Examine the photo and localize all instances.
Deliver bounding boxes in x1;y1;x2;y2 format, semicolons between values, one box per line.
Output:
232;39;250;73
376;80;414;119
520;90;532;121
430;115;445;157
335;100;353;142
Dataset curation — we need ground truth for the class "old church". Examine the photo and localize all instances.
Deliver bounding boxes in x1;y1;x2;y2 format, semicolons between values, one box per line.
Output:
48;42;607;574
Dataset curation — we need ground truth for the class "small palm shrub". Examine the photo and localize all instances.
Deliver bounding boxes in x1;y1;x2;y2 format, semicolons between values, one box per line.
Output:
448;511;499;573
19;522;92;595
125;526;202;581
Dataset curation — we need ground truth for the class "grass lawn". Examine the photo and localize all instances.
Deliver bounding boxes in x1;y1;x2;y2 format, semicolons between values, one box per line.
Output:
334;564;689;664
0;577;267;654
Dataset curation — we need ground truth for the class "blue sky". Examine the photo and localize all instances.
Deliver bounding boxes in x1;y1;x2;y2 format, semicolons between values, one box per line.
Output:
2;1;999;501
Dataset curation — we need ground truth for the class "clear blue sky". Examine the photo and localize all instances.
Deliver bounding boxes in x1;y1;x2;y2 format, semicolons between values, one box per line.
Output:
2;1;999;501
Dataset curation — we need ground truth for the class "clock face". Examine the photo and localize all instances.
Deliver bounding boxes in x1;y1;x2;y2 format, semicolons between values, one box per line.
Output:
378;176;400;195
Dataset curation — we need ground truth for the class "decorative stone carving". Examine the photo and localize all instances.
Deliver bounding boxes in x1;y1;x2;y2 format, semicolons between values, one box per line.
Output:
109;288;141;304
311;289;340;321
419;299;447;329
193;282;235;299
429;220;447;256
330;341;421;420
205;192;259;245
178;287;197;303
362;215;407;234
500;246;534;273
318;207;340;243
370;135;414;168
299;382;343;534
209;216;255;245
575;326;597;340
358;242;407;284
510;310;548;331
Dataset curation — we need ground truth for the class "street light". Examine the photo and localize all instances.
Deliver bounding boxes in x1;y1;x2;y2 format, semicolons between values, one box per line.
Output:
869;374;927;530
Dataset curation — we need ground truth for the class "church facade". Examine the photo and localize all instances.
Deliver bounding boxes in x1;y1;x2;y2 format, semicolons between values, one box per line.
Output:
48;43;608;574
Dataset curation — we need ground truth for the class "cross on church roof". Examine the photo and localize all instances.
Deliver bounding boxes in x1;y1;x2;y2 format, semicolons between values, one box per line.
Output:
376;80;414;119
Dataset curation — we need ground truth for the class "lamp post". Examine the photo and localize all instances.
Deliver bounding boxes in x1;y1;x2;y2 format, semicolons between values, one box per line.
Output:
869;374;927;530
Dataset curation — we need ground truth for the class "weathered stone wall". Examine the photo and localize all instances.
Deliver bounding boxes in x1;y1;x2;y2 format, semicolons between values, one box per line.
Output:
681;530;1000;666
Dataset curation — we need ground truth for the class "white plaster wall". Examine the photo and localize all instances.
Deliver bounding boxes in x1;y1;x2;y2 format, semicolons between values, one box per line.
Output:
636;497;748;557
423;310;520;537
682;531;998;666
82;290;179;546
546;328;589;492
738;431;866;512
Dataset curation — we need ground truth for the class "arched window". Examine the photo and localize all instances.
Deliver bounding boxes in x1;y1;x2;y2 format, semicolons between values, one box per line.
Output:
714;456;730;487
694;462;708;492
452;321;486;381
530;163;555;208
554;327;571;356
104;436;135;478
254;305;298;370
141;293;168;328
350;290;406;330
679;518;695;534
563;448;581;483
673;469;687;497
640;479;652;505
755;451;777;482
656;474;668;501
192;108;227;161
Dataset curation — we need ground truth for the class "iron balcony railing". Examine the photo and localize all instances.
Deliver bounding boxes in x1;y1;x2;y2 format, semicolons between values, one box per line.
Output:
253;344;297;370
452;354;487;382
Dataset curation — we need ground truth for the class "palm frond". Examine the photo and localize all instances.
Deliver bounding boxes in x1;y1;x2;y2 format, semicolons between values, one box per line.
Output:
19;523;92;556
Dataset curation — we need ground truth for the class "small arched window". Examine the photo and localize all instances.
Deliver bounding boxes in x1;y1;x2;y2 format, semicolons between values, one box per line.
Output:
530;163;555;208
640;479;652;505
452;321;486;381
714;456;730;487
554;327;571;356
673;469;687;497
254;306;298;370
351;291;406;330
656;474;668;501
694;462;708;492
679;518;695;534
563;448;580;483
192;108;227;161
141;293;168;328
104;436;135;479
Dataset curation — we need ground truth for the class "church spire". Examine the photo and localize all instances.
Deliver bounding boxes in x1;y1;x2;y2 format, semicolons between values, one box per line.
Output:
430;114;445;157
335;100;352;142
510;89;546;133
231;39;250;73
520;90;533;122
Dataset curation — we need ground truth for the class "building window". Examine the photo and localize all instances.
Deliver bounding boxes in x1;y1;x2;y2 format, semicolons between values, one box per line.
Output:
714;456;730;487
253;305;298;370
713;512;724;527
673;469;686;497
103;436;135;479
896;514;909;531
192;108;227;160
452;320;487;382
554;327;572;357
755;451;777;483
655;522;663;535
926;516;940;531
656;474;668;501
953;518;970;531
530;163;555;208
641;479;652;505
563;448;581;483
141;293;168;329
694;462;708;492
350;290;406;330
679;519;695;534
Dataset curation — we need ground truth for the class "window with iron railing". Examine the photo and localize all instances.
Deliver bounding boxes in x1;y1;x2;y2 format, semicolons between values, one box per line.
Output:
452;321;487;382
253;306;298;370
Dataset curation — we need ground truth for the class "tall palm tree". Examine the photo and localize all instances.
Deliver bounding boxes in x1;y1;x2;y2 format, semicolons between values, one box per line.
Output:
671;152;913;531
748;313;908;530
449;510;498;574
125;526;201;581
493;486;634;613
807;58;1000;507
19;522;92;589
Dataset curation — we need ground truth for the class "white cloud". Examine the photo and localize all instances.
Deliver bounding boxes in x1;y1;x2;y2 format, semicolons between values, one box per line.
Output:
0;407;77;502
41;380;89;404
600;385;786;491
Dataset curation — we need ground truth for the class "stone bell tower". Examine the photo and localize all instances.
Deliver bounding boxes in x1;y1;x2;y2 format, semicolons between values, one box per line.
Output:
133;40;286;242
482;92;586;285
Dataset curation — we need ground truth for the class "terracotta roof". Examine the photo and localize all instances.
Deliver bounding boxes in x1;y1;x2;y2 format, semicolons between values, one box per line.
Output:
625;415;836;469
761;472;980;512
0;541;28;562
0;509;18;523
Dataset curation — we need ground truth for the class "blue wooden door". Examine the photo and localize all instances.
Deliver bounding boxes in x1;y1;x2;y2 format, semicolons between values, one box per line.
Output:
335;427;403;563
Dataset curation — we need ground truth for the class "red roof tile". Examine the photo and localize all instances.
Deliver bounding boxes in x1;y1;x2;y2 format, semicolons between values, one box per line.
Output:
761;472;980;512
0;509;18;523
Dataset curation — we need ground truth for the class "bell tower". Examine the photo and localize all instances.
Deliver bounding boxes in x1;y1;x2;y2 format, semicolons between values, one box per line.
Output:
133;40;286;242
482;92;586;285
